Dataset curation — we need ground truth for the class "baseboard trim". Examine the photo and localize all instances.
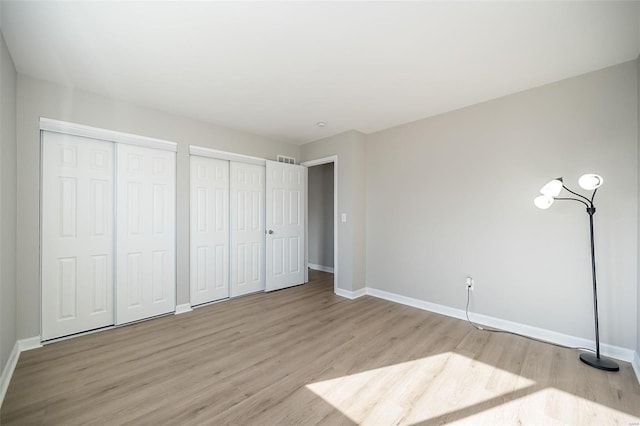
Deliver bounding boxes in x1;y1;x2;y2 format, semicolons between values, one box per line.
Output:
366;287;635;362
175;303;193;315
308;263;335;274
19;336;42;352
0;342;20;408
335;287;366;300
1;336;42;409
632;351;640;385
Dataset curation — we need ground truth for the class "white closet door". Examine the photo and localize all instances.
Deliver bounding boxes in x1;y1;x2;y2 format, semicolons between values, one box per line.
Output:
41;132;114;340
116;144;176;324
230;162;265;297
190;156;229;305
265;160;306;292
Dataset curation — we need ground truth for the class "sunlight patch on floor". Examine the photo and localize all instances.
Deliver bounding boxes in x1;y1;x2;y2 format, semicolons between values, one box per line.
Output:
306;352;536;425
447;387;640;426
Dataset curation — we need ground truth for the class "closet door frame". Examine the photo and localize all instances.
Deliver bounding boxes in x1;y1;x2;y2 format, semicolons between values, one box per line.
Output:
189;146;267;167
39;118;177;342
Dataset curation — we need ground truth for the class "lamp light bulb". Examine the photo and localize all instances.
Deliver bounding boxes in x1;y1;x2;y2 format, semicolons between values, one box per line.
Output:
578;174;603;190
539;178;563;197
534;195;554;209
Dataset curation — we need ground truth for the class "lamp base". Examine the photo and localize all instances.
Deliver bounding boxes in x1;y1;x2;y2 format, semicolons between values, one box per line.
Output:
579;353;619;371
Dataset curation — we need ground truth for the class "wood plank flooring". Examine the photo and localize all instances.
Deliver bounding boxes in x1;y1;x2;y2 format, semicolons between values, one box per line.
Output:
2;270;639;425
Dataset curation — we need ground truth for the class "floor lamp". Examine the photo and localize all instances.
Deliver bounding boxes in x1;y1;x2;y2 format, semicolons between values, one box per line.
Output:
533;174;619;372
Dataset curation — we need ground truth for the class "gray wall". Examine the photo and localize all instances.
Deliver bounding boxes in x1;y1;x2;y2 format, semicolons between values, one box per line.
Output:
308;163;334;268
8;51;640;358
16;75;300;340
0;31;17;370
366;61;638;349
637;55;640;357
301;131;366;291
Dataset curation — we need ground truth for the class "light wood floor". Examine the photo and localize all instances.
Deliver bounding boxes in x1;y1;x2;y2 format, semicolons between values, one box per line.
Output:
3;270;639;425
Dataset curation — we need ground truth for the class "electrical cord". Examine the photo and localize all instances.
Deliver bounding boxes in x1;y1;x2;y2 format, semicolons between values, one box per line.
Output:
464;286;595;353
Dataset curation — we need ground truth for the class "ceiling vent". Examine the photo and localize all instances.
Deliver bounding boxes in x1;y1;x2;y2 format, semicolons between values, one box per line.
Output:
277;155;296;165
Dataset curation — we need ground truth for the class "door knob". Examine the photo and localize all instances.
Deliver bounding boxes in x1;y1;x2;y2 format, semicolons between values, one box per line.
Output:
267;229;274;234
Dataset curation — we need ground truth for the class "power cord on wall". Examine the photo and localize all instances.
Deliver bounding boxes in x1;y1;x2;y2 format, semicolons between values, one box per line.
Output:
464;286;595;353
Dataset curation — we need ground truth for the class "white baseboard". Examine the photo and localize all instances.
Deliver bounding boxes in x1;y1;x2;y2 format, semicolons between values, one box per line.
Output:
18;336;42;352
308;263;335;274
334;287;366;300
0;342;20;408
1;336;42;409
632;351;640;385
175;303;193;315
366;287;635;363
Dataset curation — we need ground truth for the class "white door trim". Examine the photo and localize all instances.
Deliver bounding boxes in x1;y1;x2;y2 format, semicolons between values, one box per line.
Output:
189;146;267;166
39;118;178;152
301;155;338;295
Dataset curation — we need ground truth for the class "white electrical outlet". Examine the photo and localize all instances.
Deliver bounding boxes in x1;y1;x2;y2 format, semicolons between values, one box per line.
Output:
466;276;474;291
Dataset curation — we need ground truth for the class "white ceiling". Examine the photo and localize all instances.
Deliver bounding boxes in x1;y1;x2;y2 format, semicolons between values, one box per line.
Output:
1;1;639;144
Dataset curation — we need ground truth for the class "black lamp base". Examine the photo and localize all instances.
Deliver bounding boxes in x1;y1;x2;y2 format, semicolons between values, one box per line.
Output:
579;353;619;371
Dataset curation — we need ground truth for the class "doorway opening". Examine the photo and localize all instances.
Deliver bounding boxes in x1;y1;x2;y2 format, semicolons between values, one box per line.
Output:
302;156;338;294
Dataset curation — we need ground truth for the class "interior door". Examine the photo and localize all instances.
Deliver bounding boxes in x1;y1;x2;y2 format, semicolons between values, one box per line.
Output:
116;144;176;324
265;160;306;291
230;162;265;297
190;156;230;305
41;132;115;340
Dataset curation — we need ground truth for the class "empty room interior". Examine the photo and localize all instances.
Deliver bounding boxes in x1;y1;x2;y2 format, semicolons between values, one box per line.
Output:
1;1;640;424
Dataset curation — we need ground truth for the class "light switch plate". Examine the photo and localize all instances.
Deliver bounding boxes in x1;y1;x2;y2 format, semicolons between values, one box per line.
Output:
341;213;347;223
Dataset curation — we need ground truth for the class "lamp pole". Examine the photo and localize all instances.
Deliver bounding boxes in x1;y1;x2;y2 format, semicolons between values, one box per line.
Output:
587;206;600;360
555;184;618;371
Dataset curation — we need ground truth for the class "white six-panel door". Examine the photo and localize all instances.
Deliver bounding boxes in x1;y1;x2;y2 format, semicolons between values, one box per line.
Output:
230;162;265;297
190;156;230;305
265;160;306;291
116;144;176;324
41;132;115;340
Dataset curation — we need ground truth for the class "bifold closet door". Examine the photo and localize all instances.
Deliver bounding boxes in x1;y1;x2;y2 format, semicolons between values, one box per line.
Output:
230;162;265;297
190;156;229;305
116;144;176;324
41;132;115;340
